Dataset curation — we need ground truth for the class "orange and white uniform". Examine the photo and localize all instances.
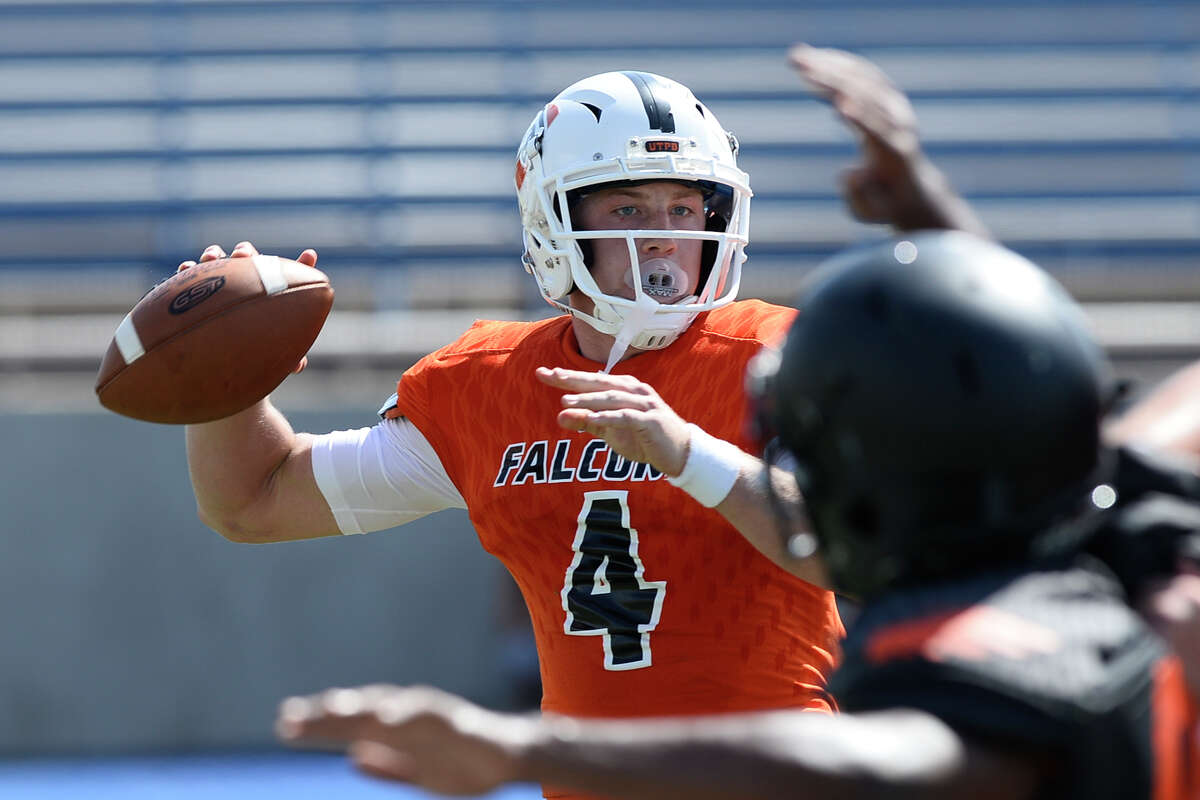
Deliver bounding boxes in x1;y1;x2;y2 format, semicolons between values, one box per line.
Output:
311;301;843;797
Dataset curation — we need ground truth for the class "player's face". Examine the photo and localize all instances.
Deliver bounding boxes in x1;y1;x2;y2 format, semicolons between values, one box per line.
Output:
572;182;706;306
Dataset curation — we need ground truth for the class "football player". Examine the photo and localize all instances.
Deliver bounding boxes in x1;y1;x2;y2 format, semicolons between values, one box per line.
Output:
276;231;1200;800
185;69;843;800
182;47;987;800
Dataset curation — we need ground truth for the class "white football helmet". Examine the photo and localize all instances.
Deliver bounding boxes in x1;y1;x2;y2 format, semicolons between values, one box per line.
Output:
515;71;751;366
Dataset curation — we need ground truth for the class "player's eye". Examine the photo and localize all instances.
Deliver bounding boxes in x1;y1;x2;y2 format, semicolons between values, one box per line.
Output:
613;206;638;217
671;205;696;216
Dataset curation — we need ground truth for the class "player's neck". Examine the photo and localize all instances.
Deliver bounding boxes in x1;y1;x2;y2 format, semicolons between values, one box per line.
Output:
569;317;648;366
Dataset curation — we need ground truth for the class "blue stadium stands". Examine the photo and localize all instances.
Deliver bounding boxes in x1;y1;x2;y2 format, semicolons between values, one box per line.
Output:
0;0;1196;315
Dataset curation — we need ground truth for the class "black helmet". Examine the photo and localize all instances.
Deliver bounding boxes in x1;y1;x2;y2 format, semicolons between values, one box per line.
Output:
757;231;1115;598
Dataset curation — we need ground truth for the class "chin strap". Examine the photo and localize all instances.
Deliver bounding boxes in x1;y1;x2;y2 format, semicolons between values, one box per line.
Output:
603;292;662;373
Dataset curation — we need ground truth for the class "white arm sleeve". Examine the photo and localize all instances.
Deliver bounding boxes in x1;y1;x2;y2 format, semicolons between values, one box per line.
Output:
309;416;466;535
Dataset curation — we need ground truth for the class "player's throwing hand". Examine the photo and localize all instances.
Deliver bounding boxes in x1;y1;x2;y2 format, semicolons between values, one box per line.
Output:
176;241;320;272
175;241;320;376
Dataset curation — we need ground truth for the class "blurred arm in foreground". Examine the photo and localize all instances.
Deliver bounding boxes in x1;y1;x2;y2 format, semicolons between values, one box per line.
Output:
789;42;991;239
1107;359;1200;470
277;684;1040;800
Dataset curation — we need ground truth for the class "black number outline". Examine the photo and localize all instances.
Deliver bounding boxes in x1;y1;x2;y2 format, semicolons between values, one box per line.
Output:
560;490;667;670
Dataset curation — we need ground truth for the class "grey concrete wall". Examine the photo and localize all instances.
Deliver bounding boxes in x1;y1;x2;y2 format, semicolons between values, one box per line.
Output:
0;411;512;756
0;354;1189;756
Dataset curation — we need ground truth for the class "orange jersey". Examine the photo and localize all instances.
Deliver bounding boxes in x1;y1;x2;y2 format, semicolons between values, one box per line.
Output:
1151;657;1200;800
389;301;842;797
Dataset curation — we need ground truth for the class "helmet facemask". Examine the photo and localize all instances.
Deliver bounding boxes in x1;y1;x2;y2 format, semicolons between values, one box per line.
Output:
516;72;751;371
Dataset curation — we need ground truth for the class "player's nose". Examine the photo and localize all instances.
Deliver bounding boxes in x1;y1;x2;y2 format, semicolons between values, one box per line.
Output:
637;235;677;256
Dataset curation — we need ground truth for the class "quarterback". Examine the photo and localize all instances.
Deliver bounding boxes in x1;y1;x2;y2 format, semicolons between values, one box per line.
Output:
183;70;845;799
184;43;995;796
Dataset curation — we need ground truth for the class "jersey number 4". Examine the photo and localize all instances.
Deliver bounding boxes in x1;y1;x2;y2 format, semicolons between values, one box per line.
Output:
561;490;666;670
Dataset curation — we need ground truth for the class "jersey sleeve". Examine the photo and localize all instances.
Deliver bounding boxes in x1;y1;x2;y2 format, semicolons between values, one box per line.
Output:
382;322;514;497
310;417;466;535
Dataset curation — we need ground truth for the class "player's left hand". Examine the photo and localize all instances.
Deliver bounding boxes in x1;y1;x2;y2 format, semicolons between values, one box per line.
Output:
276;684;533;794
536;367;691;477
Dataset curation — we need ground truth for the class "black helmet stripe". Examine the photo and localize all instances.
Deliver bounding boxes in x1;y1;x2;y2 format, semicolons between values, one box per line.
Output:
621;71;675;133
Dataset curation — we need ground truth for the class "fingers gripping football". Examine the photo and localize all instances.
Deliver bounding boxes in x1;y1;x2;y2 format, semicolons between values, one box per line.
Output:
176;242;320;376
179;242;319;273
96;245;332;424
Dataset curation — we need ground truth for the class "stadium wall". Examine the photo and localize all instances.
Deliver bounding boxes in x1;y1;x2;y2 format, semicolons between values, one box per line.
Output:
0;410;510;755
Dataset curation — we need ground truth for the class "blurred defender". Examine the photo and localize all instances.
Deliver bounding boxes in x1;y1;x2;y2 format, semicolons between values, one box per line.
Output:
278;231;1200;799
757;232;1200;799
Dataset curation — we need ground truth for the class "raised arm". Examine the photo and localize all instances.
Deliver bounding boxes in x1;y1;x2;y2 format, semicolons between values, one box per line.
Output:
534;367;829;588
185;401;335;543
1105;359;1200;468
276;683;1042;800
790;42;991;239
180;241;338;543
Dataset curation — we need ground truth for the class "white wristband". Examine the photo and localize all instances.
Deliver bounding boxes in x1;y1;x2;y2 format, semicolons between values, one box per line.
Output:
667;423;743;508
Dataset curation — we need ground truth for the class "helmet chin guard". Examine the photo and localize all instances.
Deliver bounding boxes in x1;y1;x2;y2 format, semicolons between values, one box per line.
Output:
515;71;751;368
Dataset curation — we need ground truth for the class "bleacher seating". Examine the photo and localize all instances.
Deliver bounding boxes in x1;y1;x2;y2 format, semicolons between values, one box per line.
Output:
0;0;1196;367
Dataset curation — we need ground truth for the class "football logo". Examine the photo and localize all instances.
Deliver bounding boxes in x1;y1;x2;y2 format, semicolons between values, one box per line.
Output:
169;276;226;315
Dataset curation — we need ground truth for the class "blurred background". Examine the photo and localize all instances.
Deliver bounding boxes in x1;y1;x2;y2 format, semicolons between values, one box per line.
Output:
1;0;1197;797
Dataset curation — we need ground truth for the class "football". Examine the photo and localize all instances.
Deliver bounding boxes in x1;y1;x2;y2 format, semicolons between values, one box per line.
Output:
95;255;334;424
